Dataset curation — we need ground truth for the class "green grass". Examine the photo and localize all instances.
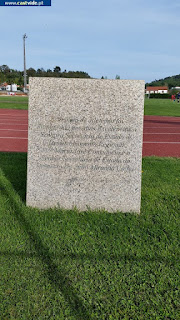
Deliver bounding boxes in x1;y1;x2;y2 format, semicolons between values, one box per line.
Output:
0;96;28;110
0;153;179;319
144;98;180;117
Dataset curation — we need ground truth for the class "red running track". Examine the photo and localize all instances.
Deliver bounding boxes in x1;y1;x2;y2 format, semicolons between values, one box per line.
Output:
0;109;28;153
143;115;180;157
0;109;180;157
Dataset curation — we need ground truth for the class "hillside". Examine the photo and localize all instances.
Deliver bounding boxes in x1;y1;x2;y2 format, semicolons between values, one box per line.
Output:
146;74;180;88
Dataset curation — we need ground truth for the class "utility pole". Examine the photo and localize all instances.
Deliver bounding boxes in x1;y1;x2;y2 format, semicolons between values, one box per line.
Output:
23;33;27;93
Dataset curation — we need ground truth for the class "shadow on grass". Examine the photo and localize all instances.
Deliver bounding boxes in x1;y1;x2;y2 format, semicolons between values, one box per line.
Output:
0;249;178;266
0;152;27;202
0;173;91;320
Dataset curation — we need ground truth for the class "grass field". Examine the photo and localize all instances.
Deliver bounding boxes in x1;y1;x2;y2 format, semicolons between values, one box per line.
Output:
144;98;180;117
0;152;179;319
0;96;28;110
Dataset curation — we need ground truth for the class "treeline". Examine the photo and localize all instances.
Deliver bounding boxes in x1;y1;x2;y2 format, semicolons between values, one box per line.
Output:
146;74;180;88
0;65;91;85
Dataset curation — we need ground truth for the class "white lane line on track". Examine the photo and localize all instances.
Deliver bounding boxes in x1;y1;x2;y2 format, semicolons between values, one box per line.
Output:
0;129;28;131
144;133;180;134
0;115;28;120
0;115;27;116
0;114;27;116
144;142;180;144
144;126;180;128
0;137;27;140
0;119;27;122
0;123;27;126
0;120;28;123
0;116;27;118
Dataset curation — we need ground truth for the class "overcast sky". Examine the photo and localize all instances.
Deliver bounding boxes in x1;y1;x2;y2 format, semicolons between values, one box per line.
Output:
0;0;179;82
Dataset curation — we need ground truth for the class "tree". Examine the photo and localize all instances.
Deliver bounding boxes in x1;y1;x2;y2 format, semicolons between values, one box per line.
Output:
115;75;120;79
36;68;46;77
0;65;10;73
168;83;174;89
0;64;91;84
53;66;61;73
27;68;36;77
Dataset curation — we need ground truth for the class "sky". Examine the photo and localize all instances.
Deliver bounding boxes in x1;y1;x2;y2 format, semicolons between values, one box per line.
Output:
0;0;180;82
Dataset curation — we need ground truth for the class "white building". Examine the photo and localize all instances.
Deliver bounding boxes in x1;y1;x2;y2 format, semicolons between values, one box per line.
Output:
146;86;168;94
6;84;17;92
171;87;180;90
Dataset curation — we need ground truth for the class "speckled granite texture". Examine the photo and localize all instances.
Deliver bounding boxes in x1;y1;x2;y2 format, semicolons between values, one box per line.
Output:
26;78;145;213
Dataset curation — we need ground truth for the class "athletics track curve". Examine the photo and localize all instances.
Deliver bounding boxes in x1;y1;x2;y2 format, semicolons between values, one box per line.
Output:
0;109;180;158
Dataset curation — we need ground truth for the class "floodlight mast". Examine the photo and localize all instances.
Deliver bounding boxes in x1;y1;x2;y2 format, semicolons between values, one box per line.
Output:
23;34;27;93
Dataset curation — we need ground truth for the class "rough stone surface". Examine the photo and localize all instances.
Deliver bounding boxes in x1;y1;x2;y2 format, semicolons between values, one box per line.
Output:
26;78;144;213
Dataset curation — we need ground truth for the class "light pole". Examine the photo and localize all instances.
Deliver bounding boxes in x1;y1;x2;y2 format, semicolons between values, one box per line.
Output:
23;33;27;93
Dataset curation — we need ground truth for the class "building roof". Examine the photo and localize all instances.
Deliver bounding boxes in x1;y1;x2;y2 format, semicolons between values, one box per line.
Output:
146;86;168;91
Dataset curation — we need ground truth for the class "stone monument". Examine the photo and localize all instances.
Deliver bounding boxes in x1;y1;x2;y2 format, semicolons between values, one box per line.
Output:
27;78;144;213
